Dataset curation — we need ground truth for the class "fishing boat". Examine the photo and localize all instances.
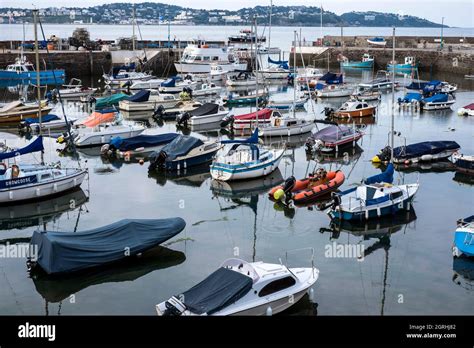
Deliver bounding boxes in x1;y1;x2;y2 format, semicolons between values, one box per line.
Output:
327;164;419;221
155;257;318;316
226;72;257;87
0;56;65;81
28;218;186;275
258;112;314;137
332;100;377;118
316;84;354;98
100;133;179;159
453;153;474;174
387;56;418;74
159;77;197;94
210;129;284;181
305;124;364;154
358;70;394;90
176;103;229;127
457;103;474;116
19;114;78;133
367;37;387;46
267;96;308;110
340;53;374;69
175;43;247;74
372;141;461;164
269;169;345;205
148;135;220;171
50;78;97;99
421;93;456;111
0;137;87;203
0;100;52;124
452;216;474;257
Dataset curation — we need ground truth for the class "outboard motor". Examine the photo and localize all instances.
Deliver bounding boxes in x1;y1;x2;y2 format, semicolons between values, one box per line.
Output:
153;104;165;118
220;115;234;128
283;176;296;200
149;150;168;170
305;136;316;154
162;296;187;316
323;107;335;118
377;146;392;162
176;112;191;127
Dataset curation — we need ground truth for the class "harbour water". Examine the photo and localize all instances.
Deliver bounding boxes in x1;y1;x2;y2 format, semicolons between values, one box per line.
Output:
0;26;473;316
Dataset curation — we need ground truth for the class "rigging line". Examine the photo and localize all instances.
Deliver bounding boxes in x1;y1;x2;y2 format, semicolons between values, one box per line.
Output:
38;17;80;165
0;263;25;314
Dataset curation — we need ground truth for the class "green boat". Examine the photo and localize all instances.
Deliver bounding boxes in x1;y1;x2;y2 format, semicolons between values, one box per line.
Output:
95;93;129;109
224;93;268;106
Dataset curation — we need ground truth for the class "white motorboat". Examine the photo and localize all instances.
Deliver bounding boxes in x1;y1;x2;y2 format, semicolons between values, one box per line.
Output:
257;66;290;80
128;79;166;90
258;112;314;137
71;122;145;147
176;103;229;127
210;129;284;181
19;114;77;133
210;64;227;82
52;78;97;99
226;72;257;87
351;89;381;101
156;257;318;316
267;96;308;110
0;137;87;203
296;67;324;84
103;70;153;85
358;70;394;91
119;93;181;111
175;43;247;74
316;84;354;98
192;83;222;97
457;103;474;116
159;78;197;94
421;93;456;111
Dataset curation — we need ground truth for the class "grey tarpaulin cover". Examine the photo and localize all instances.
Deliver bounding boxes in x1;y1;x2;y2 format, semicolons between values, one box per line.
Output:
179;267;253;314
30;218;186;275
189;103;219;117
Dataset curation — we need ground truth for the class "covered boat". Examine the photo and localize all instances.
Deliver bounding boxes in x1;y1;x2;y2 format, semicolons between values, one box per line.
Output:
127;90;151;103
372;141;460;164
457;103;474;116
367;37;387;46
19;114;77;133
398;92;423;106
29;218;186;275
306;124;363;153
77;109;117;127
454;154;474;174
108;133;178;152
421;93;456;111
94;93;129;109
148;135;220;171
224;108;274;130
452;216;474;257
176;103;229;127
269;170;345;205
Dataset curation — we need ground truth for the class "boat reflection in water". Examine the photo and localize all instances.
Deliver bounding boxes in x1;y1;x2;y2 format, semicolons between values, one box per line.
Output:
452;256;474;291
311;145;363;165
453;172;474;186
31;246;186;313
0;188;88;231
148;163;211;188
393;159;457;174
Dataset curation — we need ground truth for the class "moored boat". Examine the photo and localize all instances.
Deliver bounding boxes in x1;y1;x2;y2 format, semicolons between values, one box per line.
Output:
305;124;364;154
452;216;474;257
333;100;377;118
0;100;53;124
367;37;387;46
340;53;374;69
421;93;456;111
387;56;418;74
453;153;474;174
457;103;474;116
372;141;461;164
176;103;229;127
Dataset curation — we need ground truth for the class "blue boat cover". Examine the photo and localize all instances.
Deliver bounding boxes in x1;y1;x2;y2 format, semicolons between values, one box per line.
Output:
222;128;259;144
112;63;136;77
370;37;385;42
422;80;442;94
30;218;186;275
161;77;180;88
179;267;253;314
400;92;423;103
423;93;448;103
394;141;460;160
406;81;428;90
110;133;178;151
161;135;204;161
127;90;150;103
318;72;343;84
24;114;60;124
0;136;44;161
365;163;394;185
268;56;289;70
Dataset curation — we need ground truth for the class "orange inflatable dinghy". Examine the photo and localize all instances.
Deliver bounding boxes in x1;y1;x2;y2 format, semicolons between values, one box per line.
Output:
269;170;345;205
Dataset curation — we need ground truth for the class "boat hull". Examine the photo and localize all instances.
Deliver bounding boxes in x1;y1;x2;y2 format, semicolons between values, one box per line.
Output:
454;231;474;257
422;100;456;111
0;107;53;124
341;61;374;69
259;123;314;137
0;69;65;80
164;152;216;171
75;127;145;147
189;111;229;126
175;62;247;74
334;106;376;118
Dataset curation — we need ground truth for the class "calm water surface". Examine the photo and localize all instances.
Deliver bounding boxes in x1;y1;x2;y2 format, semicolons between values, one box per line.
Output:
0;67;473;315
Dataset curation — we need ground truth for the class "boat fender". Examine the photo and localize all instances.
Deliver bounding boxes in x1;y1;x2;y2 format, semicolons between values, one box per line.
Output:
266;307;273;316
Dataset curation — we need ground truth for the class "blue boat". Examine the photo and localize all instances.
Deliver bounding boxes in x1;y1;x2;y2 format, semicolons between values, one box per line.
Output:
0;57;65;81
148;135;220;171
340;54;374;69
453;216;474;257
367;37;387;46
327;164;419;221
387;56;418;74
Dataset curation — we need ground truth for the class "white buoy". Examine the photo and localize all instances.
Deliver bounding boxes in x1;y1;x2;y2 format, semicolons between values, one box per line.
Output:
308;288;314;302
266;306;273;316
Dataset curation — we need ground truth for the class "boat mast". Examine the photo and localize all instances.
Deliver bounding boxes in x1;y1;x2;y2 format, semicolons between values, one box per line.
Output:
132;5;136;53
293;30;296;118
390;27;395;161
320;3;323;41
268;0;272;52
33;10;42;137
255;16;259;113
21;22;26;61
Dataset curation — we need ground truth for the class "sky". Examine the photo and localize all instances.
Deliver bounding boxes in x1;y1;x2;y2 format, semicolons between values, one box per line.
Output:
3;0;474;27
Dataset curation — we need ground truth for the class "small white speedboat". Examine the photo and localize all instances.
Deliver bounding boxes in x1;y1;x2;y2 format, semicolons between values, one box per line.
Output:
192;83;222;97
156;257;318;316
258;112;314;137
421;93;456;111
316;84;354;98
176;103;229;127
119;93;181;111
72;123;145;147
52;78;97;99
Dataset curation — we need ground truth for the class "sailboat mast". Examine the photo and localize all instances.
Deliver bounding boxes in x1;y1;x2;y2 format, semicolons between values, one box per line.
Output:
390;27;395;160
268;0;272;52
255;17;259;112
33;10;42;137
132;6;136;53
293;30;296;118
21;22;25;61
320;3;323;40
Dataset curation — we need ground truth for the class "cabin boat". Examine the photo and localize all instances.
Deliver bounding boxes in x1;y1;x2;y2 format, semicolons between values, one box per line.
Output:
358;71;394;90
210;129;284;181
305;125;364;154
421;93;456;111
351;89;381;101
192;83;222;97
148;135;220;171
224;108;274;130
452;216;474;257
0;137;87;203
387;56;418;74
103;63;153;85
176;103;229;127
327;164;419;221
0;100;53;124
175;43;247;74
0;56;65;81
333;101;377;118
228;29;266;43
257;66;290;80
156;257;318;316
340;53;374;69
258;112;314;137
210;64;228;82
